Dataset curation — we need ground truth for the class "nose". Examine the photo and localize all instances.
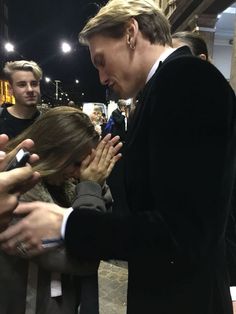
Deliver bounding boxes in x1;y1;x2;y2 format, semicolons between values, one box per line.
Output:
99;69;109;86
26;83;33;91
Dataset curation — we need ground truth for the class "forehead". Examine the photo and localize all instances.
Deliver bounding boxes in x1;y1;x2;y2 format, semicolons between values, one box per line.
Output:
11;70;37;83
88;34;123;62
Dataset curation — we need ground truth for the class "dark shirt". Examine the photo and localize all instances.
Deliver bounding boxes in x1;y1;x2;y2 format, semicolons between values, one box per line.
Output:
0;107;40;139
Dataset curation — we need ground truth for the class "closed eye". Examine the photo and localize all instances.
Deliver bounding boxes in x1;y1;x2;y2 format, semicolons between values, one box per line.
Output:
93;54;105;68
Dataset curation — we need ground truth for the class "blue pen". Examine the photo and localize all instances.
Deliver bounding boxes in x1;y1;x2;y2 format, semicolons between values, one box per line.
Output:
41;237;63;248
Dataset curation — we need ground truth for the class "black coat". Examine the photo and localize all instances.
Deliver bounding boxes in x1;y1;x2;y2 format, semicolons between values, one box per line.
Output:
65;47;236;314
111;108;126;142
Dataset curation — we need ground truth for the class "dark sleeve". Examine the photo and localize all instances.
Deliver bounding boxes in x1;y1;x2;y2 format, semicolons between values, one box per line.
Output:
226;179;236;285
112;109;125;125
73;181;107;212
65;58;236;262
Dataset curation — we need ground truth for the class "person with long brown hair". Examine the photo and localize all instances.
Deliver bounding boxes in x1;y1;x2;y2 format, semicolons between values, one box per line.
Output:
0;106;122;314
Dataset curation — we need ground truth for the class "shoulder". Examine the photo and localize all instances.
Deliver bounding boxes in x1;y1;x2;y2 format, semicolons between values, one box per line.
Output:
112;109;119;115
20;182;54;203
146;56;235;124
152;55;234;99
0;107;8;117
161;55;226;83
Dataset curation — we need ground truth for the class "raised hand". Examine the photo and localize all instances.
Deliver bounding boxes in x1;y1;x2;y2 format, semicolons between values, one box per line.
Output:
0;135;40;231
79;134;122;185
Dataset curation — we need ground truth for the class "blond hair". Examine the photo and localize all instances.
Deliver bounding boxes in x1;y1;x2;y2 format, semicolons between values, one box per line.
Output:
79;0;172;46
3;60;43;83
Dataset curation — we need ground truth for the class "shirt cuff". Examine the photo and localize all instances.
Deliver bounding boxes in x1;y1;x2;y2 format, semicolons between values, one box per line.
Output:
230;287;236;301
61;207;73;239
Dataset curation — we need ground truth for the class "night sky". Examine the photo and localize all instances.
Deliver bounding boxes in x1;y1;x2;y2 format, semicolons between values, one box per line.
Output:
5;0;108;103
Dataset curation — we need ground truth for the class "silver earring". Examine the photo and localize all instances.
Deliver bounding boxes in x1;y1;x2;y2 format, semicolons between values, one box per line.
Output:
128;39;136;50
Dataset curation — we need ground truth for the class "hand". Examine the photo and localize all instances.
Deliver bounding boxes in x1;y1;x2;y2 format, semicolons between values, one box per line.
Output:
233;301;236;314
79;134;122;185
0;201;64;256
0;133;9;151
0;166;40;231
0;136;40;231
0;138;39;171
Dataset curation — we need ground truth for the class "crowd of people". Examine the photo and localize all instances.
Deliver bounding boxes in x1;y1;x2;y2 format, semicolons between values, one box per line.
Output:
0;0;236;313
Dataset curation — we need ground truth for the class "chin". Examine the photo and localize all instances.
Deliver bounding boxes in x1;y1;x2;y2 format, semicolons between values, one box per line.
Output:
26;102;38;107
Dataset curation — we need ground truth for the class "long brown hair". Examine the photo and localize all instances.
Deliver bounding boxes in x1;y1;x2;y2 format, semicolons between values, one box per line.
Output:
6;106;100;177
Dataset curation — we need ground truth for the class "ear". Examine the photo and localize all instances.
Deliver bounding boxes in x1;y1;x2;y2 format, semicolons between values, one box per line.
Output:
126;18;139;47
199;54;207;61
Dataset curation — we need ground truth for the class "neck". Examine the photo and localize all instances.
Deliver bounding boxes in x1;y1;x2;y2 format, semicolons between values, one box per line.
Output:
144;44;172;75
136;42;172;91
8;104;37;119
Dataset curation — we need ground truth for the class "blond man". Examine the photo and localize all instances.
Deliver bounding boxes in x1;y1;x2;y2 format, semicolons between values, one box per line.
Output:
1;60;42;138
0;1;235;314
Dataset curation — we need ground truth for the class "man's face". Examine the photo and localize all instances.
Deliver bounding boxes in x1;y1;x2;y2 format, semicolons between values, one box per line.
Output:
88;34;143;99
9;70;41;107
120;105;126;112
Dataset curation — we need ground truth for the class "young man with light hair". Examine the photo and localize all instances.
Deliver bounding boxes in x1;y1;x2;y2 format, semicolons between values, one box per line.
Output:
0;1;236;314
0;60;42;138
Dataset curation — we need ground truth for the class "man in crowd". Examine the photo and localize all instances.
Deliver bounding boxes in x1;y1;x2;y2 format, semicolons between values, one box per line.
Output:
0;60;42;138
0;1;236;313
109;99;127;143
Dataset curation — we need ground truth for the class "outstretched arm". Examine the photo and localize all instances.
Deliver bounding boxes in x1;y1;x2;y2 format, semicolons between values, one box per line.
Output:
0;134;122;255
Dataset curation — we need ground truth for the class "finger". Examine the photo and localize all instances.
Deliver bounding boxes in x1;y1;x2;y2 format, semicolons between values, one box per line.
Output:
0;134;9;150
102;145;115;168
112;142;123;156
0;215;13;232
98;142;111;166
15;243;44;258
0;193;19;217
16;139;35;151
6;139;35;160
109;135;120;146
13;201;39;216
0;134;9;169
0;220;24;243
93;138;110;165
17;171;41;194
0;151;6;162
90;149;96;161
0;166;36;193
28;153;39;164
106;154;122;177
101;134;112;142
80;154;91;169
1;139;36;170
1;233;42;256
0;217;39;250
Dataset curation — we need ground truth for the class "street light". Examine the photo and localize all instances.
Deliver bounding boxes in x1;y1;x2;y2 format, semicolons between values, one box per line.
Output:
45;77;51;83
4;41;24;58
75;79;79;84
61;42;72;54
4;42;14;52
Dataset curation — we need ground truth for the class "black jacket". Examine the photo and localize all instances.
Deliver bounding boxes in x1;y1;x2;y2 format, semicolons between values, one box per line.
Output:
66;47;236;314
111;108;126;142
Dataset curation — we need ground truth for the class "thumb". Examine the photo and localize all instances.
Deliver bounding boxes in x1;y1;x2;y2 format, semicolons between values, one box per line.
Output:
0;166;34;192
